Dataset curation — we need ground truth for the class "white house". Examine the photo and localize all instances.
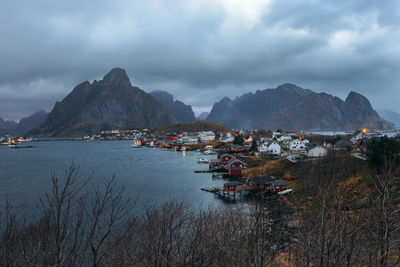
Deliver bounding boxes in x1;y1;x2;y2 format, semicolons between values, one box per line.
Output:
219;132;234;143
259;140;281;155
350;130;366;143
198;131;215;142
277;135;292;142
182;136;199;144
289;139;305;151
307;145;327;157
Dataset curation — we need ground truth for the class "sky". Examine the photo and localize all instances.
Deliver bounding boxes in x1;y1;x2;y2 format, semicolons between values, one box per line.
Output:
1;0;400;120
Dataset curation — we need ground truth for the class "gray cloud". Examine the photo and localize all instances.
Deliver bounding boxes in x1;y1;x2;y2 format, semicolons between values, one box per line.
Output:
1;0;399;120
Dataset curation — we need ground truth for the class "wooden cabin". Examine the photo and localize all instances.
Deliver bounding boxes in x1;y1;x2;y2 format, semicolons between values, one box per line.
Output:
226;158;246;170
220;154;235;165
266;180;289;192
228;166;243;176
224;182;241;192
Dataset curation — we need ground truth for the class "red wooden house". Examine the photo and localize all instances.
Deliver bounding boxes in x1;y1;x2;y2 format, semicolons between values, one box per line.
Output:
228;166;243;176
226;158;245;170
164;134;178;141
224;182;241;192
266;180;289;192
226;158;246;176
220;154;235;165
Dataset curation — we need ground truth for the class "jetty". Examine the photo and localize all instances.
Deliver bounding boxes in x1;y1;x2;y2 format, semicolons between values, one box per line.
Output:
194;170;213;173
201;187;220;193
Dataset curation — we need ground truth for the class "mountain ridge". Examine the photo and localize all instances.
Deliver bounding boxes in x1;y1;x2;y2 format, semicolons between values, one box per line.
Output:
28;68;177;137
150;90;196;122
206;83;392;131
0;110;48;136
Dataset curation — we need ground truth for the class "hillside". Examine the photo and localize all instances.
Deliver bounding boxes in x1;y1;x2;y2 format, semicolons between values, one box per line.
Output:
28;68;177;137
150;90;196;122
153;120;230;134
207;83;392;131
0;110;48;136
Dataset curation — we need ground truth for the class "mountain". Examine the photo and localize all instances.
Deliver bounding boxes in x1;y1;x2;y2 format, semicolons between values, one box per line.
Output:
0;110;48;136
150;90;196;122
153;120;230;134
206;83;392;131
378;109;400;127
18;110;48;134
28;68;177;137
196;112;209;120
0;118;17;130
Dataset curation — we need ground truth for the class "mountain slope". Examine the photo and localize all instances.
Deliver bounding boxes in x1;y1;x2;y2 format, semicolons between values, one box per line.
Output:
196;112;209;120
0;111;48;136
150;90;196;122
207;83;392;131
28;68;176;137
378;109;400;127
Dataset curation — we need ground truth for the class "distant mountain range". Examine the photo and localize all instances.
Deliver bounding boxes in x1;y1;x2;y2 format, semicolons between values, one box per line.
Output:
378;109;400;127
150;90;195;122
3;68;392;137
28;68;177;137
0;111;48;136
196;112;209;120
206;83;392;131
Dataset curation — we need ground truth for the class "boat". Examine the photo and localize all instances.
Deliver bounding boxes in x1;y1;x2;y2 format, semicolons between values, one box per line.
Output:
198;158;209;164
131;140;142;148
203;149;217;155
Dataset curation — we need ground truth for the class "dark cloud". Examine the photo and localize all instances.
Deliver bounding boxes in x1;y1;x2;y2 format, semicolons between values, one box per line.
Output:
1;0;399;120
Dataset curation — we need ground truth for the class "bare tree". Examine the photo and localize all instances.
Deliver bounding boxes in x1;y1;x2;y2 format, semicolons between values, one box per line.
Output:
84;176;134;266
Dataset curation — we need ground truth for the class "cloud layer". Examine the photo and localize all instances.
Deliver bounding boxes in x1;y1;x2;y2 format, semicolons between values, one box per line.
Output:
1;0;399;119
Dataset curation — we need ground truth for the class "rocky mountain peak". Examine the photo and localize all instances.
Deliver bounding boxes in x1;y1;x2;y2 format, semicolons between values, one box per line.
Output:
150;90;196;123
102;67;132;89
345;91;371;106
28;68;177;136
276;83;313;96
207;84;392;130
150;91;174;105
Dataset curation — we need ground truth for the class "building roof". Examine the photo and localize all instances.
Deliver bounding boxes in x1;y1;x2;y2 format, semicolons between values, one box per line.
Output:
227;158;245;166
265;140;279;147
269;180;289;187
224;182;241;187
229;166;243;171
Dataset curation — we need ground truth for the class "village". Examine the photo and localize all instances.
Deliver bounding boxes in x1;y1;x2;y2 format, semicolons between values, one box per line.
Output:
2;126;399;201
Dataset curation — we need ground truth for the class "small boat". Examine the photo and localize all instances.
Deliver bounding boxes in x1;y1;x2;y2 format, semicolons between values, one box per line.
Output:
198;158;209;164
131;140;142;148
203;150;216;155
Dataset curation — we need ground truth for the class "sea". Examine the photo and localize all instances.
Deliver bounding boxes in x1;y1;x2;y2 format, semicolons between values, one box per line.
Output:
0;140;228;213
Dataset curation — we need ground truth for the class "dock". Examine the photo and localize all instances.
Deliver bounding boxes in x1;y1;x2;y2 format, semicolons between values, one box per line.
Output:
194;170;213;173
201;187;220;193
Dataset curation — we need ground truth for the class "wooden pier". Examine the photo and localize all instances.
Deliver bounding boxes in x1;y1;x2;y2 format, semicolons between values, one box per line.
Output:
194;170;213;173
201;187;220;193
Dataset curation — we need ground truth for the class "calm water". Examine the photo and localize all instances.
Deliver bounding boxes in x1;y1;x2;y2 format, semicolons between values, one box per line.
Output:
0;141;227;212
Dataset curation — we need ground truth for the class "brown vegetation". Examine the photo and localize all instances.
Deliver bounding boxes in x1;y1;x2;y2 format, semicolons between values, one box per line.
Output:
152;120;230;134
1;146;399;266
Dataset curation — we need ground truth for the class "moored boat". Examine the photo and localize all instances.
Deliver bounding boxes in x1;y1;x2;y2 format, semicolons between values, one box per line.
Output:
198;158;209;164
203;149;216;155
131;139;142;148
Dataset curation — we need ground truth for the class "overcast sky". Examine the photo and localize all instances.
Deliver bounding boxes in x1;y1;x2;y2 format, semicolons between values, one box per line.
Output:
1;0;399;120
